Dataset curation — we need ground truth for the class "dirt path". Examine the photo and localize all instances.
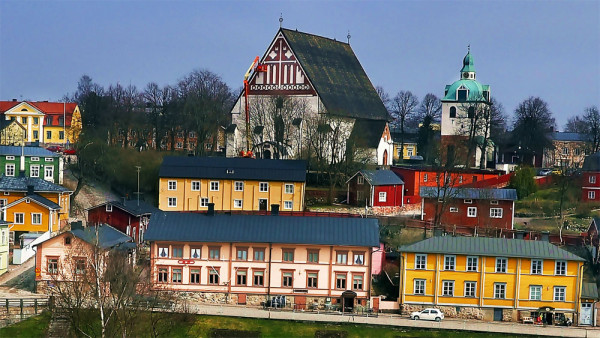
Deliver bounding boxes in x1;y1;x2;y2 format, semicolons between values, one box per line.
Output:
62;169;118;221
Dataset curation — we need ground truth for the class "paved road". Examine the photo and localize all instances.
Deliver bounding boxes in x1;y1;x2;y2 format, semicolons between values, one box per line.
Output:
190;303;600;338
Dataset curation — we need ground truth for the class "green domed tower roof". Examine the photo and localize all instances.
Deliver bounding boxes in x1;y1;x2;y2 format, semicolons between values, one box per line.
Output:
461;51;475;73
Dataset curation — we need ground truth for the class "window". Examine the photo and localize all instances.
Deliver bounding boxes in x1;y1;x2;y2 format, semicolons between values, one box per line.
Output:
562;147;569;155
253;270;264;286
467;106;475;119
464;199;473;204
6;156;14;161
284;201;293;210
237;248;248;261
494;283;506;299
234;181;244;191
415;254;427;269
282;271;293;287
200;198;209;207
357;176;364;185
444;255;455;270
209;247;220;260
531;259;543;274
353;253;365;265
30;165;39;178
208;268;220;284
442;281;454;296
47;258;58;275
172;247;183;258
555;261;567;275
490;208;503;218
5;164;14;177
590;175;596;184
575;148;581;156
423;174;428;182
31;157;39;162
379;192;387;202
158;247;169;258
285;184;294;194
407;148;414;157
530;285;542;300
59;131;65;140
172;268;182;283
191;181;200;191
45;166;53;180
210;181;219;191
459;176;463;184
457;88;468;101
168;197;177;207
176;142;182;149
449;106;457;118
466;256;478;271
449;207;458;212
45;157;54;162
467;207;477;217
190;248;201;259
31;213;42;225
554;286;566;301
307;272;318;288
464;281;476;297
236;270;247;285
589;191;596;200
190;269;200;284
46;131;52;139
283;249;294;262
490;200;499;205
496;258;507;273
307;250;319;263
33;117;38;125
234;199;243;208
106;204;113;212
259;182;269;192
72;258;85;275
254;248;265;261
336;252;348;264
414;279;426;295
14;213;24;224
335;273;346;289
352;274;363;290
397;148;402;157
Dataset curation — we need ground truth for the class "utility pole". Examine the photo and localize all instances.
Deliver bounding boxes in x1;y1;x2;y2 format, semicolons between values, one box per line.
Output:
134;166;141;206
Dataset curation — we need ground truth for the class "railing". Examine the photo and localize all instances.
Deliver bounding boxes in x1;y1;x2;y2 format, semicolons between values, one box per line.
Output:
0;298;49;328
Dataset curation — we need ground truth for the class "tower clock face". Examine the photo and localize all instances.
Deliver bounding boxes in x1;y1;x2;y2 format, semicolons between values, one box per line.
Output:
463;72;470;78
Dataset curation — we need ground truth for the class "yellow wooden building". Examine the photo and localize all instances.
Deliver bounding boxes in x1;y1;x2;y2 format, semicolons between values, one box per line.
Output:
390;129;418;162
399;236;588;323
158;157;306;212
0;176;72;241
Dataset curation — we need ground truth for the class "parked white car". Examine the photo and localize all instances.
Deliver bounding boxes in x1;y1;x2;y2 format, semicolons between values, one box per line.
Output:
410;308;444;321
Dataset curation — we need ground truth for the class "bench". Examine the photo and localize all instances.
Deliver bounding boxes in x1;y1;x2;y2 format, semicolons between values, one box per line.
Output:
521;316;534;324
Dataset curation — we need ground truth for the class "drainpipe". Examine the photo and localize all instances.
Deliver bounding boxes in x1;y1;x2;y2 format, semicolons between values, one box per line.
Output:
267;243;272;304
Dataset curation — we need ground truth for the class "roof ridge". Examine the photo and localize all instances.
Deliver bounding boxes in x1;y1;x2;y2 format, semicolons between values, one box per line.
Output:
281;27;349;45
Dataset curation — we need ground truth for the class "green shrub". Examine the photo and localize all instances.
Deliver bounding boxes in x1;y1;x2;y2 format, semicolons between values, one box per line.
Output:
509;167;537;199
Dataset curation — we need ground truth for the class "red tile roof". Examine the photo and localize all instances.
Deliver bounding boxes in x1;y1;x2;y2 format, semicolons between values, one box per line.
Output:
0;101;78;127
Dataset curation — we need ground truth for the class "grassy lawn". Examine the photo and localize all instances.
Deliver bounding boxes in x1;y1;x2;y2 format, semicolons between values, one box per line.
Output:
0;311;50;338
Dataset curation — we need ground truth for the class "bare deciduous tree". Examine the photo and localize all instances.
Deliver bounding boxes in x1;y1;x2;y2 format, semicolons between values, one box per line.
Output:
390;91;419;163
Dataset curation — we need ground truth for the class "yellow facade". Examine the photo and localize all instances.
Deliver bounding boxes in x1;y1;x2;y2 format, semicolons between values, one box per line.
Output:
0;121;26;146
158;178;305;212
1;191;71;233
400;252;583;312
393;142;417;161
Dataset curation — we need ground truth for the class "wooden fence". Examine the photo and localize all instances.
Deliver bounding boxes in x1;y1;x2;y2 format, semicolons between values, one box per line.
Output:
0;297;49;328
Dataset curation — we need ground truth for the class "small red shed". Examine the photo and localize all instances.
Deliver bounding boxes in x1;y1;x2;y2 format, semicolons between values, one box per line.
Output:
347;169;404;213
87;199;159;244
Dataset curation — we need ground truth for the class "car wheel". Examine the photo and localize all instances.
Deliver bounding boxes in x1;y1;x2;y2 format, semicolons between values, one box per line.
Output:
435;317;441;322
414;316;419;320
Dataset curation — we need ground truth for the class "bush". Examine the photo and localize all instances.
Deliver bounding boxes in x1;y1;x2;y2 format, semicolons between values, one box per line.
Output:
509;167;537;199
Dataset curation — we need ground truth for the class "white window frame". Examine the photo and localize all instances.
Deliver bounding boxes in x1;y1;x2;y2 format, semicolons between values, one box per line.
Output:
14;213;24;224
168;197;177;207
490;200;499;205
285;184;294;194
106;204;112;212
6;156;14;160
233;199;243;208
589;191;596;200
554;286;566;301
449;207;458;213
200;198;209;207
467;207;477;217
357;176;364;185
210;181;220;191
466;256;478;272
490;208;503;218
234;181;244;191
531;259;543;275
283;201;293;210
530;285;542;300
31;157;39;162
414;279;426;295
259;182;269;192
442;280;454;296
191;181;200;191
464;199;473;204
590;175;597;184
423;174;428;182
407;147;414;157
45;157;54;162
168;180;177;191
415;254;427;270
44;166;54;180
31;213;42;225
379;191;387;202
555;260;567;276
496;257;507;273
494;283;506;299
444;255;456;271
30;165;40;178
464;281;477;297
5;164;15;177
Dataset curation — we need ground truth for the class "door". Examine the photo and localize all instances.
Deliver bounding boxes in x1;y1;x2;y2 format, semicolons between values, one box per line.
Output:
383;150;388;165
493;308;503;321
238;294;247;305
44;166;54;182
581;303;593;325
259;199;268;211
295;296;306;310
343;297;354;312
420;309;430;320
373;297;380;312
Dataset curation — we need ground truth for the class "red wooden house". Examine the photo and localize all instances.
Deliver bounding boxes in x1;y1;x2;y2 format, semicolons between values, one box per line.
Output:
420;187;517;230
391;165;505;205
582;153;600;202
87;199;159;244
346;169;404;214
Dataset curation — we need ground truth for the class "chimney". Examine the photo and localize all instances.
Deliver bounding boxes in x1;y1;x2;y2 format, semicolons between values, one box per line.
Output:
540;231;550;242
207;203;215;216
433;228;443;237
515;230;525;240
12;99;16;102
26;185;34;195
271;204;279;216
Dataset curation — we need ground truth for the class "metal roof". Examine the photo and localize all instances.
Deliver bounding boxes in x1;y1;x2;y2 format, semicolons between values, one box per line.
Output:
88;199;159;216
0;146;59;157
583;153;600;172
360;170;404;186
581;282;599;300
0;176;71;193
159;156;306;182
551;132;587;142
145;212;379;247
399;236;585;261
25;194;61;210
420;187;517;201
70;224;133;249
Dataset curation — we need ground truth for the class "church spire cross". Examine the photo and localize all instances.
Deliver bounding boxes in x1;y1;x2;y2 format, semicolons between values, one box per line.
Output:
468;44;470;53
347;30;351;44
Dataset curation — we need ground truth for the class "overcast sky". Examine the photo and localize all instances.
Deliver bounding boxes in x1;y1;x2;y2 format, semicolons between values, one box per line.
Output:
1;0;598;129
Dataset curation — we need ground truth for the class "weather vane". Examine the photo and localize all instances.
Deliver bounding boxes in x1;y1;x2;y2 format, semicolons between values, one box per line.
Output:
347;30;351;44
468;44;471;52
279;14;283;28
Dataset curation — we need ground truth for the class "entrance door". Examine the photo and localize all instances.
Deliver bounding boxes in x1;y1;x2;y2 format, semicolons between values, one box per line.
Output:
493;308;503;321
581;303;593;325
259;199;268;211
238;294;247;305
383;150;388;165
343;297;355;312
373;297;380;312
295;296;306;310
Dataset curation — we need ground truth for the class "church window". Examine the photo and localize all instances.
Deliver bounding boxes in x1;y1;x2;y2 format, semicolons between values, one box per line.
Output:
449;106;457;118
468;107;475;118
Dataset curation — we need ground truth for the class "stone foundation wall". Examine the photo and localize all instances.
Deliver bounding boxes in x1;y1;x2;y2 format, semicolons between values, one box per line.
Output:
401;304;484;321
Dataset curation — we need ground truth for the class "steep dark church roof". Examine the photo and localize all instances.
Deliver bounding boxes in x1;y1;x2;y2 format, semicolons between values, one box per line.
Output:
281;29;390;121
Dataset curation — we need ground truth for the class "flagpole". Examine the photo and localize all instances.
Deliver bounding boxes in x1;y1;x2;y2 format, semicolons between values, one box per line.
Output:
63;101;66;147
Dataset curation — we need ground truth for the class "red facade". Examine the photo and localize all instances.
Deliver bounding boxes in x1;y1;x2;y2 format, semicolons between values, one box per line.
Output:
421;197;514;230
87;205;149;243
347;172;403;208
582;172;600;202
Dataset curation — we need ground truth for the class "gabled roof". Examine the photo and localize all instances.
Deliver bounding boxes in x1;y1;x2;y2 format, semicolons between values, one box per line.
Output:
400;236;585;261
5;194;61;210
420;187;517;201
551;132;587;142
145;212;379;247
0;101;78;127
349;119;388;149
0;146;58;157
280;29;390;121
0;176;71;193
88;199;159;216
350;170;404;186
581;282;599;300
70;224;133;249
159;156;306;182
583;153;600;172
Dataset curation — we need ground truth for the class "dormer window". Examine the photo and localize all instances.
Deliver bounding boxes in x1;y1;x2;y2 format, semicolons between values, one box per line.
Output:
457;87;468;102
483;90;490;102
226;169;234;174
